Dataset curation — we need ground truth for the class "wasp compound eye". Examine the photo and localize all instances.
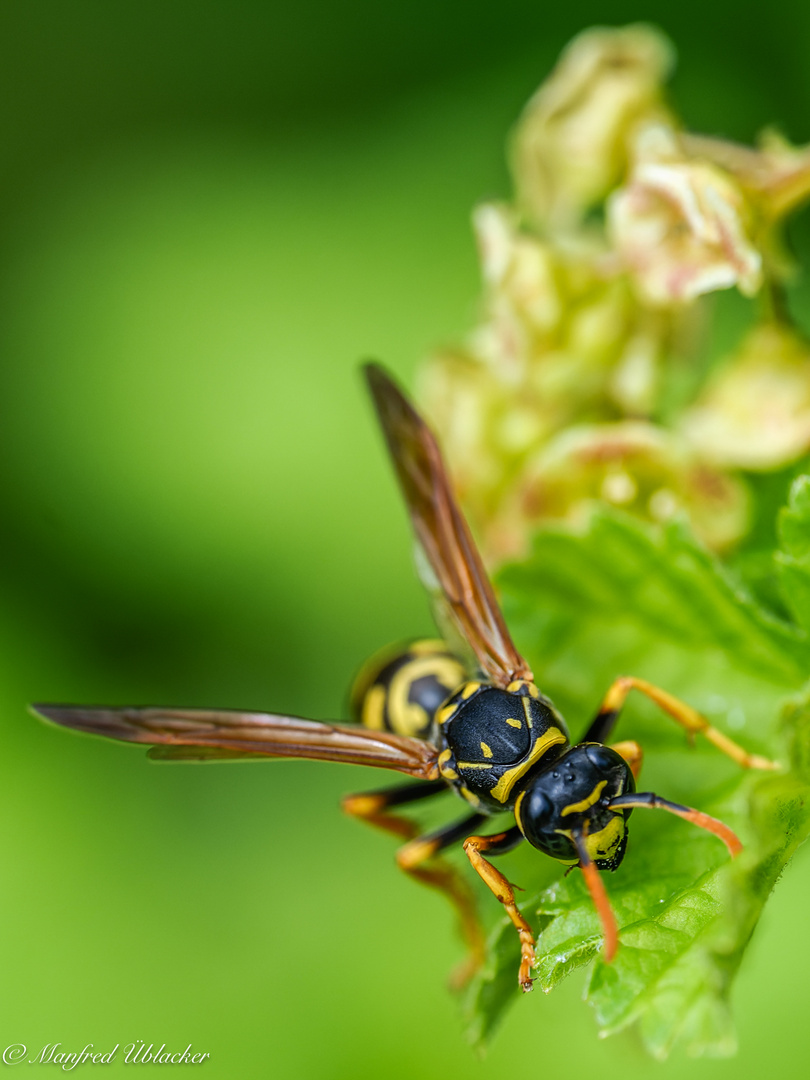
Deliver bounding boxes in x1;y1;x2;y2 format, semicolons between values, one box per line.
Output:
515;782;578;862
584;742;627;777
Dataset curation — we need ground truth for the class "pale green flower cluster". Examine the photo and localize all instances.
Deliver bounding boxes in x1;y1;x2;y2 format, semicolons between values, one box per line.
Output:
420;25;810;562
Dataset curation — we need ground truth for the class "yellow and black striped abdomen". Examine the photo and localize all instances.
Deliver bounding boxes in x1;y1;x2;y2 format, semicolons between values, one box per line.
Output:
350;639;467;740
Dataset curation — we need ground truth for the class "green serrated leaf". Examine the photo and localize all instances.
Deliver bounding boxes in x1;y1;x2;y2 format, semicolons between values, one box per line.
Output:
777;475;810;631
582;765;810;1059
778;475;810;556
531;834;724;996
466;507;810;1058
774;553;810;634
500;509;809;685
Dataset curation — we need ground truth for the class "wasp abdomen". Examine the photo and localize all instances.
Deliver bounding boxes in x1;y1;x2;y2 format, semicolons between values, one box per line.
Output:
350;639;467;740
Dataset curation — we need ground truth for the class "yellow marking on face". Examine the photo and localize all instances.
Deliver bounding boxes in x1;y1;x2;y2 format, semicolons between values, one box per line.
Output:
521;697;534;728
461;681;481;699
506;717;522;729
554;820;625;864
550;827;584;865
438;748;458;780
560;780;608;818
361;684;387;731
488;726;568;803
582;816;625;862
480;742;493;759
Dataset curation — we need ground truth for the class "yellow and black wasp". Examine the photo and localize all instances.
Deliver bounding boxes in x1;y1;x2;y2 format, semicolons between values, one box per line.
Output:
33;364;775;991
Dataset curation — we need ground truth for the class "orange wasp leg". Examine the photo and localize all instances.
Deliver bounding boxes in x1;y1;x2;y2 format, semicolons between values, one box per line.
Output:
342;779;446;841
462;826;534;993
343;782;488;987
584;676;776;770
574;831;619;964
610;739;644;781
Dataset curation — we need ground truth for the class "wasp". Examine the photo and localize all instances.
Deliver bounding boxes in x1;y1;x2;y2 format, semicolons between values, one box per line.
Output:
33;364;775;991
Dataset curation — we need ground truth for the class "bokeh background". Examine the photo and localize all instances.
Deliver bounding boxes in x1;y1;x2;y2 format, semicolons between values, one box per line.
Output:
0;2;809;1076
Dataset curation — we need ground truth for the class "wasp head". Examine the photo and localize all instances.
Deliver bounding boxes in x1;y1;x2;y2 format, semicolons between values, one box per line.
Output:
515;744;634;870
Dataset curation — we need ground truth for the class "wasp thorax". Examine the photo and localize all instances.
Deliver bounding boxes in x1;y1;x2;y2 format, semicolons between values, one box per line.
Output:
435;680;570;811
515;744;635;870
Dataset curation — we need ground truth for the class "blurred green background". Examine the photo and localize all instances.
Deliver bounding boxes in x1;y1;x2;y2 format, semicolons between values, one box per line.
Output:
1;1;809;1076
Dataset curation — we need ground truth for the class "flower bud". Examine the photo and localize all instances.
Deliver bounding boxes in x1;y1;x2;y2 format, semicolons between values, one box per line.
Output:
512;24;675;230
471;202;638;397
608;125;763;306
472;203;562;382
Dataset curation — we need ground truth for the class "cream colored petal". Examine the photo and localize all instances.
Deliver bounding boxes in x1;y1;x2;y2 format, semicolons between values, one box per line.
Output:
608;128;763;306
684;130;810;221
511;25;675;229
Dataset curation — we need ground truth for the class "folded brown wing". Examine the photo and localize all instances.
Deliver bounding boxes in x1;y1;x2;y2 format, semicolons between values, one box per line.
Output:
32;705;440;779
365;363;533;689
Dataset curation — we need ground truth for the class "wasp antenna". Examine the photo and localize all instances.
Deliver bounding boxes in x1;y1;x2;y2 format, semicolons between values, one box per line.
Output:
572;831;619;964
609;792;742;858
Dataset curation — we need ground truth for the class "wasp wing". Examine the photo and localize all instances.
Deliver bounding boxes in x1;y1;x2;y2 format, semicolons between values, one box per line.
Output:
32;705;440;779
365;363;532;689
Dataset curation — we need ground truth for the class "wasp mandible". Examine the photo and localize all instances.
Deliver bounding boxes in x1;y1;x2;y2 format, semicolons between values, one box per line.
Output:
33;364;775;991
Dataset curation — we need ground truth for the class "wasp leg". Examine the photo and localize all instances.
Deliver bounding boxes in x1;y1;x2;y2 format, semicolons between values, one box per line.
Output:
342;778;447;840
582;676;776;770
396;812;489;989
345;783;488;986
462;826;534;993
610;739;643;781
